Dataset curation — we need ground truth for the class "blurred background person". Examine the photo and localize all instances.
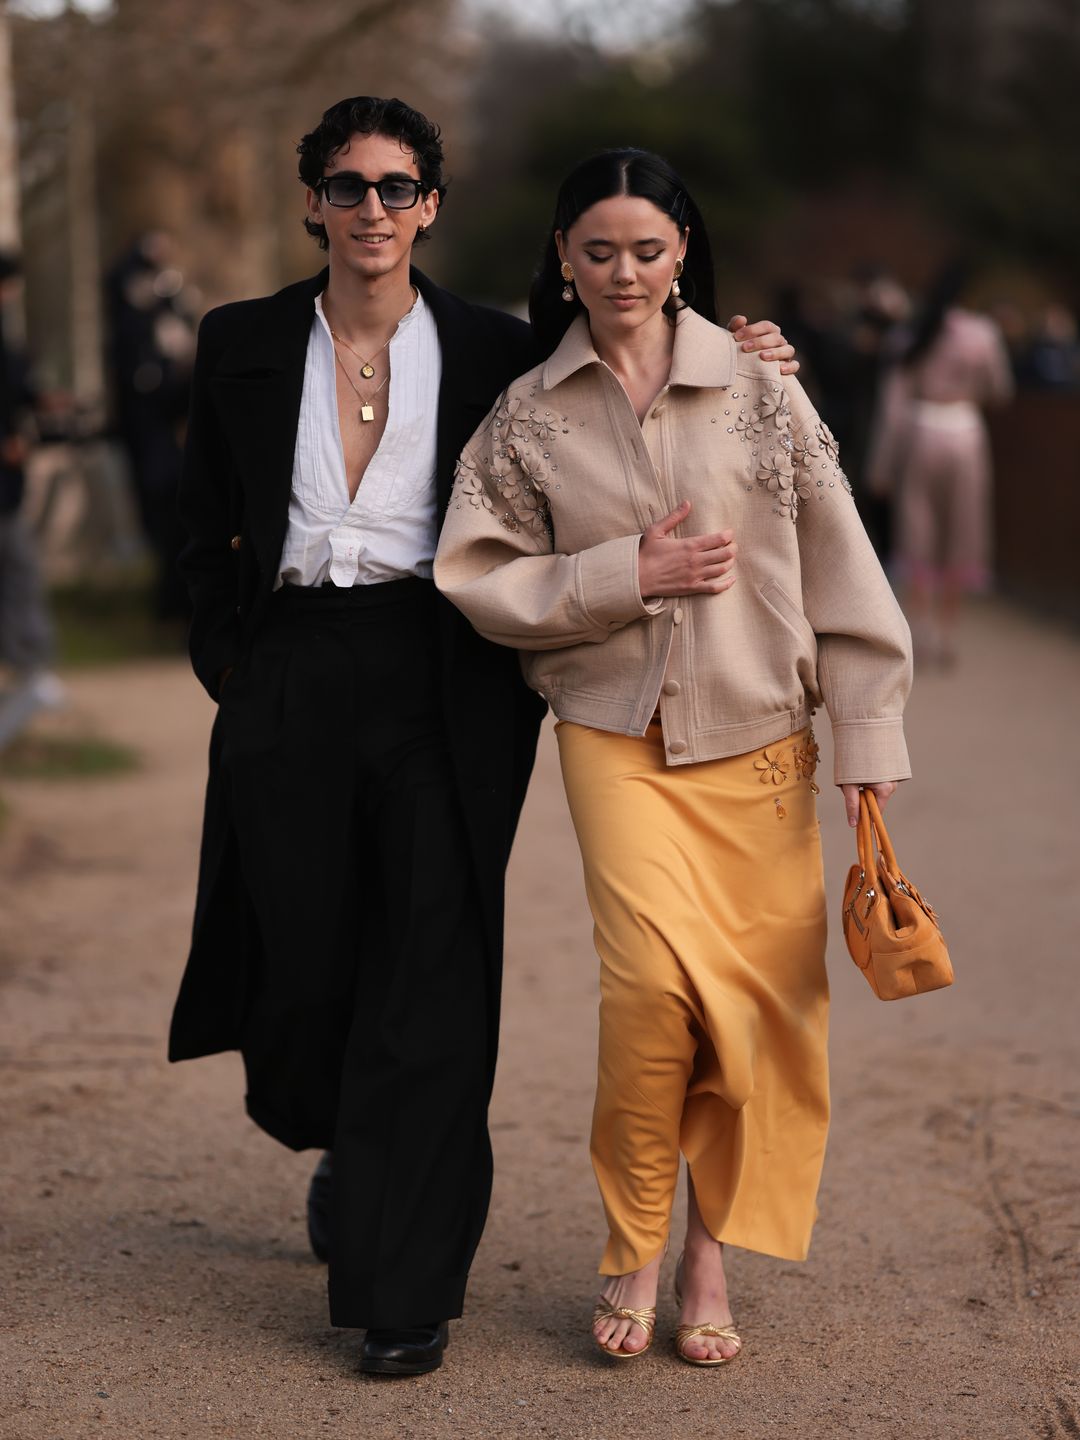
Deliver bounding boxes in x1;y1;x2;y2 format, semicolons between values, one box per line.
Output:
103;232;196;626
866;259;1014;667
1018;302;1080;391
0;251;63;750
774;269;910;560
842;266;911;559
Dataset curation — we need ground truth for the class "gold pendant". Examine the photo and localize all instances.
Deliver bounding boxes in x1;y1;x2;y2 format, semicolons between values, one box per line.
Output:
360;404;375;423
360;364;375;379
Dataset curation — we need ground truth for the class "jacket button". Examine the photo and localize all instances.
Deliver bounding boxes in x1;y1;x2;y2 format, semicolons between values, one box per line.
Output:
669;739;687;755
663;679;681;696
230;535;242;551
673;607;684;624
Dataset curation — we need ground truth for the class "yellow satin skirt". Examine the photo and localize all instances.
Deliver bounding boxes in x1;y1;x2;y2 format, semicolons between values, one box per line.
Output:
556;719;830;1273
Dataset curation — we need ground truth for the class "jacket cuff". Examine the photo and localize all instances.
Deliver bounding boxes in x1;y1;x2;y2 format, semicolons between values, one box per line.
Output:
577;533;664;630
831;718;911;785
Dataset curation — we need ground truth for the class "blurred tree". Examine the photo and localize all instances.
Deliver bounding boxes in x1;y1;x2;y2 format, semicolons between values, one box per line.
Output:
0;3;19;251
445;0;1075;312
915;0;1080;286
444;20;782;307
12;0;462;395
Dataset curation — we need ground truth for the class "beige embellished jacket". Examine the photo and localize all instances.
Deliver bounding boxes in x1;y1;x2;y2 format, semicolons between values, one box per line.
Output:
434;308;913;783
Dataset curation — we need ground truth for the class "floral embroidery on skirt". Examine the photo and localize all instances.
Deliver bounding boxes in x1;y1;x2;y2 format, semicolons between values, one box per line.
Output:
753;726;820;816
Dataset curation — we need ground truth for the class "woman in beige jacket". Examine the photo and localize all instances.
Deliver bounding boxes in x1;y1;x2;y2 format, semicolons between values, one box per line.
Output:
435;150;912;1367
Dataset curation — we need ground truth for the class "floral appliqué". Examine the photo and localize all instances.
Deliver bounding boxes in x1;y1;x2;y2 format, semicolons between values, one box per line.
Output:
755;726;820;818
454;456;495;515
789;419;854;508
754;748;790;785
735;411;764;442
749;385;810;522
793;730;821;794
452;389;565;542
747;389;854;523
757;454;794;496
758;386;791;431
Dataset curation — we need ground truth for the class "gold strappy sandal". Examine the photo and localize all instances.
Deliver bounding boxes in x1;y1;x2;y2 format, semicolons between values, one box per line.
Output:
673;1253;743;1368
592;1298;657;1359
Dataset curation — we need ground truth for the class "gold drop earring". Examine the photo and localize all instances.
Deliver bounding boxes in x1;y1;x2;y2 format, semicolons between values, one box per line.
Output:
671;259;684;298
561;262;575;303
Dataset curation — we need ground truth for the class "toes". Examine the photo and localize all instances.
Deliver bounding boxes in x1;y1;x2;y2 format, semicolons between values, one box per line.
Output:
621;1325;647;1354
597;1318;646;1355
609;1320;631;1352
680;1332;740;1362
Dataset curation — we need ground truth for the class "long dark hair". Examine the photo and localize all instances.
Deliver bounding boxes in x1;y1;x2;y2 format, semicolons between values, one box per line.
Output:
528;149;717;357
903;258;970;368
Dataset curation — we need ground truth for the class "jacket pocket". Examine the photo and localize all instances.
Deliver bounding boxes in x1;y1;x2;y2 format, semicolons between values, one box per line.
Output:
759;579;821;705
760;579;815;649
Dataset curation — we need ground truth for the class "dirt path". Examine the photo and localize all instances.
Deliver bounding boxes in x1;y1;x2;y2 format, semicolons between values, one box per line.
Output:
1;601;1078;1440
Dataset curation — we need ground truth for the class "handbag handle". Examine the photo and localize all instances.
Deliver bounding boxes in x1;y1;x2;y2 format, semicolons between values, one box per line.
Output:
855;788;899;886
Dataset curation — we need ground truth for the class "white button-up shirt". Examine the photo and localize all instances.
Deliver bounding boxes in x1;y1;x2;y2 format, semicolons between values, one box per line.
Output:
276;289;442;588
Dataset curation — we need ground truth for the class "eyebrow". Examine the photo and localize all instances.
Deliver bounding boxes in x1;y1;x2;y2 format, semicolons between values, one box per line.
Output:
324;168;418;182
582;237;668;247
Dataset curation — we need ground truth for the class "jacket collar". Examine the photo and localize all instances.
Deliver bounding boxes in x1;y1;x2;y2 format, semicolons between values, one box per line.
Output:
541;305;738;393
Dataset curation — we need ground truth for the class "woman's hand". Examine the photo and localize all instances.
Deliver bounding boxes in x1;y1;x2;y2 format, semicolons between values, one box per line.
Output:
638;500;737;598
840;782;898;828
727;315;800;376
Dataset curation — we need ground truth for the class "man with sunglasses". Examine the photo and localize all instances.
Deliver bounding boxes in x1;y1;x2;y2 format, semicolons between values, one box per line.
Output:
168;94;798;1376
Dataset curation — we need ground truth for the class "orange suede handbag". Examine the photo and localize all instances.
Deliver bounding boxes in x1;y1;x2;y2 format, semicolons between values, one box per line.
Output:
842;789;954;1000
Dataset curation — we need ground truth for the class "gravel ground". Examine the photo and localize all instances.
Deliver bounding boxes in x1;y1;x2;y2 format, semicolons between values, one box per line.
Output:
1;599;1078;1440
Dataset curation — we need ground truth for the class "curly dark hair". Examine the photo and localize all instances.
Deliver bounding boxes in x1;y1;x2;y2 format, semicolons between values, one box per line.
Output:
297;96;446;250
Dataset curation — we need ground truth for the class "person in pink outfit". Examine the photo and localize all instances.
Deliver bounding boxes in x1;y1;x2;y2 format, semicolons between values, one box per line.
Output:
867;262;1014;665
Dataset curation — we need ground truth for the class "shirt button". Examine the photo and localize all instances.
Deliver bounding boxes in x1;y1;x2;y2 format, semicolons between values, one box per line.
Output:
673;607;684;625
663;679;681;696
230;535;242;551
653;405;666;417
669;739;687;755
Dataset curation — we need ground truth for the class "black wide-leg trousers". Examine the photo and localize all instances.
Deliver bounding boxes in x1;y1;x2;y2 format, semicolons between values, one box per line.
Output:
218;579;493;1329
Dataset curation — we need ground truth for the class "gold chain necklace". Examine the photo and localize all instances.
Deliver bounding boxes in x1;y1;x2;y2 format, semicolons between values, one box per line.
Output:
333;347;389;424
330;328;391;381
325;287;418;379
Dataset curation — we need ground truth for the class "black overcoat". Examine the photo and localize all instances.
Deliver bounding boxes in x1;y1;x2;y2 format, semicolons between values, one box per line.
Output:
168;267;546;1090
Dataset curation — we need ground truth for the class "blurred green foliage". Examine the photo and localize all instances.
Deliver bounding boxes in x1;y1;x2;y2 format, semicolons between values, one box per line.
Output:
0;734;139;780
50;580;186;667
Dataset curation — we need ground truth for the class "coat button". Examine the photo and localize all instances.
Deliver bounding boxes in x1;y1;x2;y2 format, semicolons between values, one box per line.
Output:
230;535;242;551
673;607;684;624
663;679;681;696
669;739;687;755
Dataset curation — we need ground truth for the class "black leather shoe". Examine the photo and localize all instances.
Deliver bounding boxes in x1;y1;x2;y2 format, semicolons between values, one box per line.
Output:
358;1322;449;1376
306;1151;333;1262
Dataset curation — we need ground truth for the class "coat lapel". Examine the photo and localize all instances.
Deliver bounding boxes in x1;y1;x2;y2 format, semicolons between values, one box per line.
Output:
208;266;500;582
412;269;505;520
208;269;325;580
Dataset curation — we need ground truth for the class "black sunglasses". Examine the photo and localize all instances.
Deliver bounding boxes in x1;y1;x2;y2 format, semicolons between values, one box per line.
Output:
315;173;426;211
